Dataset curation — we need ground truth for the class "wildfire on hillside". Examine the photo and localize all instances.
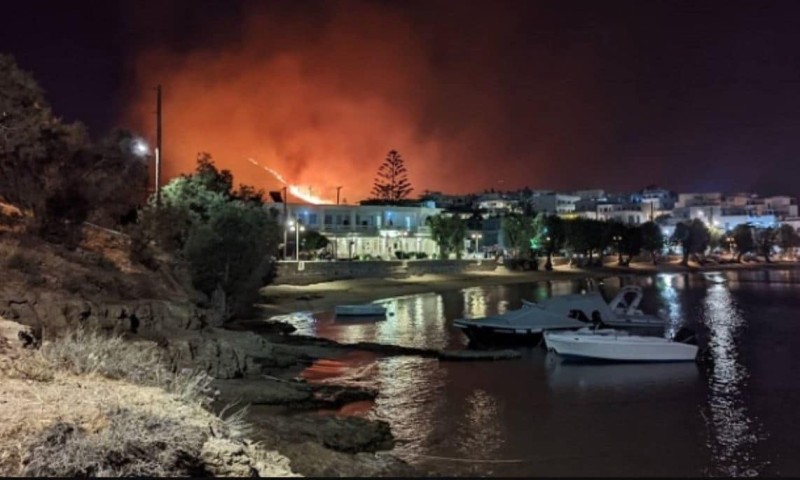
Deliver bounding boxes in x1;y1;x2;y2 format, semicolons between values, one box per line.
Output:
247;158;331;205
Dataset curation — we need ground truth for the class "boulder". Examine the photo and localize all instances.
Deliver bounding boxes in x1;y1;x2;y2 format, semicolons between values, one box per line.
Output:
277;441;417;478
200;437;298;477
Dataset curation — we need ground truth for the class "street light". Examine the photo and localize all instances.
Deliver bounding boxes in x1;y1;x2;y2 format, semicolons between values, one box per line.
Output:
288;220;305;260
544;235;553;270
131;138;150;157
471;232;483;257
612;234;623;265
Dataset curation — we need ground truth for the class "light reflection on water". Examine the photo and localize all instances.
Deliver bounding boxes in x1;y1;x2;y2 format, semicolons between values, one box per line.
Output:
275;272;799;476
702;283;768;477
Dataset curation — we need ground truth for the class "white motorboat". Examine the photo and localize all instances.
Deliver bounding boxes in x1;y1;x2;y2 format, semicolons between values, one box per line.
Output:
454;285;665;344
543;327;698;362
334;304;388;317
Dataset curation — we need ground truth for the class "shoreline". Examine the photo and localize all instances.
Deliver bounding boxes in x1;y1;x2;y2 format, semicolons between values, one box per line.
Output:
248;260;800;322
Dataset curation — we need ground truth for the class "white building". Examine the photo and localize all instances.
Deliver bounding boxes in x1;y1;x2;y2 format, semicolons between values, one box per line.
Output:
530;193;581;215
278;202;442;259
476;193;521;216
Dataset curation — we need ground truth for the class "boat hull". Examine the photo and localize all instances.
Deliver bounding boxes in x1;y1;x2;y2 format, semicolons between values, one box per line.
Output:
456;323;544;345
544;331;698;362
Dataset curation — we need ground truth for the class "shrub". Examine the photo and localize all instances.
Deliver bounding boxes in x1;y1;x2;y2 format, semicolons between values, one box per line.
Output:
128;158;280;320
415;252;428;260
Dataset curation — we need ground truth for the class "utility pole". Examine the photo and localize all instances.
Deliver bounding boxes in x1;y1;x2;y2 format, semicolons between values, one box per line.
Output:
282;186;288;259
155;84;163;206
336;186;342;205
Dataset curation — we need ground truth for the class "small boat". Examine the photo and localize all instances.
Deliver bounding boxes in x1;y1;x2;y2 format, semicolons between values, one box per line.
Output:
454;285;664;344
453;306;587;344
522;285;665;327
543;327;698;362
334;304;388;317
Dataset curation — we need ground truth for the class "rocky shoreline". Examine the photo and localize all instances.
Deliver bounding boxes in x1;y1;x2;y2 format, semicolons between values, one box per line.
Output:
5;233;800;477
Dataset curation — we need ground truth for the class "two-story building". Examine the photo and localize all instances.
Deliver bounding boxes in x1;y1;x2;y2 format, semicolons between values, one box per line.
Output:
278;202;442;259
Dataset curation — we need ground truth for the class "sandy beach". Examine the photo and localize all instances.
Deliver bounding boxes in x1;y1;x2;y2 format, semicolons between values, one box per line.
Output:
253;259;800;320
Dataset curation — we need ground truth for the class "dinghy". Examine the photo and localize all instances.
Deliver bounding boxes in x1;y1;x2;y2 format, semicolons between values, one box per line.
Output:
334;304;388;317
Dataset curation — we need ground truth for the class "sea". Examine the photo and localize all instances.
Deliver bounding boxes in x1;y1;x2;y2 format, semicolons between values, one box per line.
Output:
278;269;800;476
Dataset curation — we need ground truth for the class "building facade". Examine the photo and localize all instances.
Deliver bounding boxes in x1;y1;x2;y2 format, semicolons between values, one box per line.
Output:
279;203;442;259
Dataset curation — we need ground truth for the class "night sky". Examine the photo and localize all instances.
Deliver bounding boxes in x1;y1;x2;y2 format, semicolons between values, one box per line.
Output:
3;0;800;201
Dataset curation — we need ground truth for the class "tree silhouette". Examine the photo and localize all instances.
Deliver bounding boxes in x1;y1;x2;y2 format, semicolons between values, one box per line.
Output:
371;150;413;202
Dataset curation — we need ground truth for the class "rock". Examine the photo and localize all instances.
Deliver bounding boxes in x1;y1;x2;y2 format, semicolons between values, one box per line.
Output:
252;414;394;454
277;441;417;478
200;437;298;477
0;287;216;337
0;317;37;351
163;328;274;379
213;378;314;406
214;378;378;410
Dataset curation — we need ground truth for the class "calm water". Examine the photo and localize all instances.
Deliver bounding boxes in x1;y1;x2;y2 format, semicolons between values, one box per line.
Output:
277;270;800;476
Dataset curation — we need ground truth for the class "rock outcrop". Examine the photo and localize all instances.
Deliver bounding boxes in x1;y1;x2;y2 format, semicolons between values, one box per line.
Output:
0;286;217;337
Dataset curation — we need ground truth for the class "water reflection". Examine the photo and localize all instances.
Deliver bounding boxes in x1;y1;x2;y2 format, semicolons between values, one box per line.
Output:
270;270;800;476
545;353;699;392
369;356;446;458
454;389;505;474
656;273;687;339
702;283;767;477
462;287;489;319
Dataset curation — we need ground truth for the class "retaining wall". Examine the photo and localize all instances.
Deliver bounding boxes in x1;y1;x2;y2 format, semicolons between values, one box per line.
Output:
274;259;499;285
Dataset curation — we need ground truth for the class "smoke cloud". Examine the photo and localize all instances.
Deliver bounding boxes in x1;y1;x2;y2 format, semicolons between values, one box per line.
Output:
124;0;607;201
127;2;451;201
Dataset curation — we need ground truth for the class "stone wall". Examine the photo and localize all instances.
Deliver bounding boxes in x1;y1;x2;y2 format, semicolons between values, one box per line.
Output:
274;259;498;285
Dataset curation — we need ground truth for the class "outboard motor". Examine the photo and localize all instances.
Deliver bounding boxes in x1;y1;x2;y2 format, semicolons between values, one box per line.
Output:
591;311;606;330
674;326;697;345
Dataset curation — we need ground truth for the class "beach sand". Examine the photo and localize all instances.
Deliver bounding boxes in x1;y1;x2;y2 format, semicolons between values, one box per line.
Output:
250;259;800;322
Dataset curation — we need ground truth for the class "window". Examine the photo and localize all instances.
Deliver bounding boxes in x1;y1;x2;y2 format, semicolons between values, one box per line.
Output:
324;214;332;225
308;214;318;225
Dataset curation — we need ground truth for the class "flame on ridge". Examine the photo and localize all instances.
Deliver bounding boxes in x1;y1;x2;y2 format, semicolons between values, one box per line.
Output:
247;157;331;204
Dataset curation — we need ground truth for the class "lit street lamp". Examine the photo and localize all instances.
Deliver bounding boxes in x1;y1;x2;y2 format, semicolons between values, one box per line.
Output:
288;220;305;260
613;234;623;265
544;236;553;271
470;232;483;257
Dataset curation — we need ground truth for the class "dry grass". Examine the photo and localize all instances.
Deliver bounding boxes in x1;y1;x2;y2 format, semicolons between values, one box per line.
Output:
0;329;298;477
21;409;209;477
39;328;215;407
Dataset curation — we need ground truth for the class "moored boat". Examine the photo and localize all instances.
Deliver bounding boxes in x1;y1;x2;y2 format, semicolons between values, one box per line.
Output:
334;304;388;317
454;285;665;345
543;327;698;362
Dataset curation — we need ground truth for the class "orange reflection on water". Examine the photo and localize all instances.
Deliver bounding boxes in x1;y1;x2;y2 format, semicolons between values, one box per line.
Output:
300;350;381;383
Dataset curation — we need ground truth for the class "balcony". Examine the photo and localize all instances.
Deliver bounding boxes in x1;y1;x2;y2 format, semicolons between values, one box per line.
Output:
318;224;431;236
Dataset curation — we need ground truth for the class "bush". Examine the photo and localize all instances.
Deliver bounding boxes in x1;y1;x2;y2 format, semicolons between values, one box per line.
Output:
415;252;428;260
128;158;281;320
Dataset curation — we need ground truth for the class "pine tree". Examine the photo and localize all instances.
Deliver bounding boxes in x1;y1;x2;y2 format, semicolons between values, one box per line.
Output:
371;150;413;202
